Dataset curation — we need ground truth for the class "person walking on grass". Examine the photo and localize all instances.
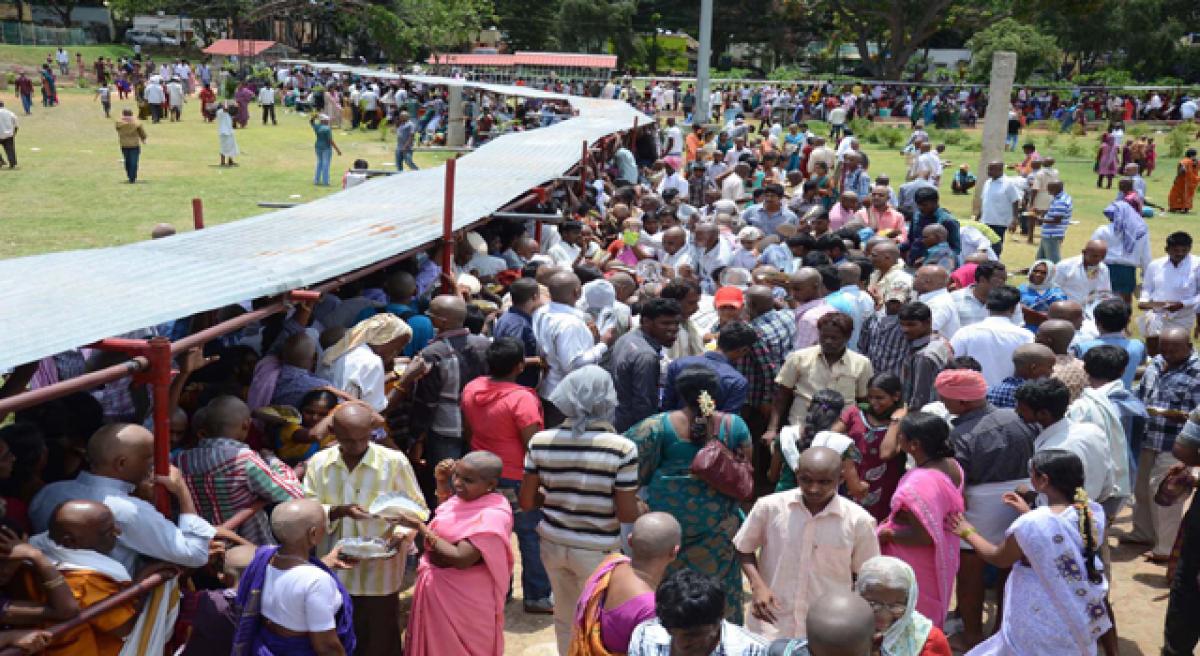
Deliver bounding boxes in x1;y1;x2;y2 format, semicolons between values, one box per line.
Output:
216;103;239;168
114;109;146;184
0;101;18;169
311;113;342;187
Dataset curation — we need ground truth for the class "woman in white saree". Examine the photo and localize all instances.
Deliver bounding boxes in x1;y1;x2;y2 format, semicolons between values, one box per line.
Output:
950;449;1111;655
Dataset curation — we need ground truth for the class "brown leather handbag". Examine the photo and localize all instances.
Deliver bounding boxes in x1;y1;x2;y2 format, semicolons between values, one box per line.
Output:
690;413;754;501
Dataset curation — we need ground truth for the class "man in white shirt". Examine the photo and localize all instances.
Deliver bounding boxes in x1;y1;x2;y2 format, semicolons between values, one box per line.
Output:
658;226;694;275
951;261;1022;328
724;136;750;167
258;83;277;125
950;286;1034;387
720;162;748;202
691;222;732;293
30;424;216;574
1181;97;1198;121
144;77;166;123
657;160;689;198
1017;378;1117;503
166;78;185;122
533;271;616;424
1053;240;1112;307
827;104;847;140
978;161;1022;255
547;220;586;267
0;101;18;169
1139;231;1200;337
916;142;943;186
662;116;683;162
913;264;961;338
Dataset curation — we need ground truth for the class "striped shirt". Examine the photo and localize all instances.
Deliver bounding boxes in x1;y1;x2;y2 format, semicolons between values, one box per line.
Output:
302;443;425;595
524;424;638;551
172;438;304;545
1042;191;1073;238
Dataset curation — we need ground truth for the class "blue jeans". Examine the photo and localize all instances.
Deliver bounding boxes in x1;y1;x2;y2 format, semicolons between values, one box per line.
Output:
314;147;332;185
395;148;418;171
498;478;552;601
20;94;32;115
121;146;140;182
1005;133;1019;150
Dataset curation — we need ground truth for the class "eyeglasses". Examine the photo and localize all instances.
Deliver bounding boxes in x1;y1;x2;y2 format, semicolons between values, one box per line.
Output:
865;600;907;615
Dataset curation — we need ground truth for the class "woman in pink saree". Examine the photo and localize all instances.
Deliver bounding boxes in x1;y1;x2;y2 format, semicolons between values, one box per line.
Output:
877;412;964;629
403;452;514;656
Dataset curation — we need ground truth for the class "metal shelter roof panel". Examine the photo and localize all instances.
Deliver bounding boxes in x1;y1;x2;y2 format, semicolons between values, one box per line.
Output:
202;39;279;56
513;52;618;69
0;82;647;371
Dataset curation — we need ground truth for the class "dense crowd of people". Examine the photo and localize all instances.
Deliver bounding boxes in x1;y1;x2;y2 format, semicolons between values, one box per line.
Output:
4;53;1200;656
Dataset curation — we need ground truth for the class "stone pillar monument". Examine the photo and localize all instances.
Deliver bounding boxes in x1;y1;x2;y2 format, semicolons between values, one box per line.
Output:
973;51;1017;216
447;84;466;147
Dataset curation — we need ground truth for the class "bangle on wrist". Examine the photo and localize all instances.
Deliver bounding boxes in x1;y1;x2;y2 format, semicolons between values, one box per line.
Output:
957;527;976;539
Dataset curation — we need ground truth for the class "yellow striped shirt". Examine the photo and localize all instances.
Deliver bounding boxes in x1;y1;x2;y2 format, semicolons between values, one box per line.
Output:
302;442;426;596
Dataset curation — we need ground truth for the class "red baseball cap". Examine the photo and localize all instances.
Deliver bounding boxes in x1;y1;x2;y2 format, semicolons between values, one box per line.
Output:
714;287;744;309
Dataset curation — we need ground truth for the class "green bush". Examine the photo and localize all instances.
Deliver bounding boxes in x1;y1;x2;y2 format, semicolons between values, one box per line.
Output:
1127;123;1152;138
875;126;907;149
767;65;809;81
1165;123;1194;158
848;117;872;139
1061;137;1086;158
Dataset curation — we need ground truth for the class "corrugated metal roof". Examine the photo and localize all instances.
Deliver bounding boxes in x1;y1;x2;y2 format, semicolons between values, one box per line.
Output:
427;53;515;67
513;52;617;69
202;39;283;57
0;78;646;372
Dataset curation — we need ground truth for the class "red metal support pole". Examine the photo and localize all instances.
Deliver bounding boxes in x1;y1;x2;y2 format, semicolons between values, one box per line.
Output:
579;140;588;198
191;198;204;230
145;337;173;513
441;157;457;294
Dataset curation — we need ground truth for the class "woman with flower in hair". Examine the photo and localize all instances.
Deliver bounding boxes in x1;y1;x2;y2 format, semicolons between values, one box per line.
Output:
626;366;753;622
950;450;1111;655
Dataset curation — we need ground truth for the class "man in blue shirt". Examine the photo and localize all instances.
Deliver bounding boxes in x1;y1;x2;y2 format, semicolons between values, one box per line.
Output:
906;187;960;266
743;183;798;237
492;278;543;389
1037;179;1072;263
662;321;755;412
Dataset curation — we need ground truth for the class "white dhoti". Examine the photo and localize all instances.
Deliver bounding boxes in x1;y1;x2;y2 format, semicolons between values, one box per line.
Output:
1138;307;1195;337
219;133;239;158
961;479;1027;548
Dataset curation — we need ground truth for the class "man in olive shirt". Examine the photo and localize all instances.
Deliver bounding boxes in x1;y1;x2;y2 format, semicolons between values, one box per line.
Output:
114;109;147;183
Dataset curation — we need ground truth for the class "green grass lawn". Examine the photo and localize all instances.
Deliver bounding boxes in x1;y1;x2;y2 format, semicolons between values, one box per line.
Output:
0;88;451;258
0;44;137;75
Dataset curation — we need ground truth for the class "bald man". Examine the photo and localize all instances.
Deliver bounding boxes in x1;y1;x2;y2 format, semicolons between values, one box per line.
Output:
1053;239;1113;306
737;285;799;494
411;294;492;491
986;343;1056;409
866;240;910;301
1036;318;1088;402
272;333;332;407
1128;327;1200;563
829;191;860;231
790;267;834;350
30;423;216;573
31;500;138;656
302;404;423;656
735;446;880;640
173;395;304;544
691;221;732;290
824;262;873;352
912;265;961;338
534;271;617;427
179;544;258;656
657;226;694;273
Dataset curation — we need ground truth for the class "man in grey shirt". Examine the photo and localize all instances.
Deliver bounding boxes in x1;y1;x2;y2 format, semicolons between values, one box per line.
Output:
940;366;1037;648
395;110;418;171
897;170;936;215
610;298;681;431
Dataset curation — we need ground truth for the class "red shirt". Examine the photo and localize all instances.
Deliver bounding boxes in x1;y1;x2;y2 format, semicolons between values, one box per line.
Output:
460;377;544;480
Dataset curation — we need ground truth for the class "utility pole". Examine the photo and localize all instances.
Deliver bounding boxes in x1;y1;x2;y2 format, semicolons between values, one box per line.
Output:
694;0;713;125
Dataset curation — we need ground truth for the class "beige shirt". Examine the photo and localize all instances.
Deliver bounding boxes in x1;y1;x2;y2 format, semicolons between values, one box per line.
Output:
776;346;873;425
733;492;880;639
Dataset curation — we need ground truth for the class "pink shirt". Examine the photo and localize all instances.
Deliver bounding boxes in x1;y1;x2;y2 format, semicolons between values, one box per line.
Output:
856;206;908;242
732;492;880;640
460;378;544;480
829;203;857;230
793;299;835;350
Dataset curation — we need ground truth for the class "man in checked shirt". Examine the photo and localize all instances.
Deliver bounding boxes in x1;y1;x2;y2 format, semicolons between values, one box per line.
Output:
1125;327;1200;563
734;286;796;496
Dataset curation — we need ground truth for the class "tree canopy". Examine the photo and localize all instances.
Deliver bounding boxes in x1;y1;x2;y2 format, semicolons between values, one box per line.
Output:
965;18;1060;82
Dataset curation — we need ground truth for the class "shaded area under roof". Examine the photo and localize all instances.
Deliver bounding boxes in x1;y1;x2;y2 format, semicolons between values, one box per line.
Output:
0;79;646;371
